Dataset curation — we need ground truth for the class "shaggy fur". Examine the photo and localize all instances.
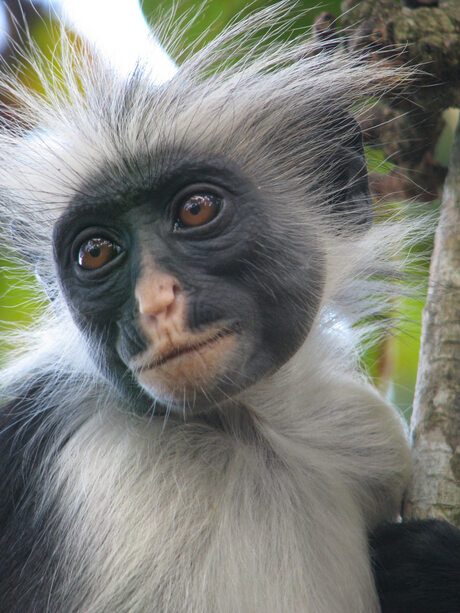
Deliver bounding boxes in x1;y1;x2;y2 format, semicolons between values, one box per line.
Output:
0;4;421;612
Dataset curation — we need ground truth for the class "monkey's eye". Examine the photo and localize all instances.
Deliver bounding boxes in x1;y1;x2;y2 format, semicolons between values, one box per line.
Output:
77;238;122;270
174;193;222;230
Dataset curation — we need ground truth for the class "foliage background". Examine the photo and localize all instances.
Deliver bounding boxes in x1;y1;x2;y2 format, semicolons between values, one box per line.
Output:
0;0;456;415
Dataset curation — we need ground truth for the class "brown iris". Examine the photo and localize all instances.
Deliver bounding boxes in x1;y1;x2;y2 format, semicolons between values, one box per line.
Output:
77;238;121;270
177;193;221;228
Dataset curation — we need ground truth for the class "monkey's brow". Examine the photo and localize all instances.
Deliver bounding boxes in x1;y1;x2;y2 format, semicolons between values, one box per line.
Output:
65;167;160;217
65;190;151;218
63;153;248;219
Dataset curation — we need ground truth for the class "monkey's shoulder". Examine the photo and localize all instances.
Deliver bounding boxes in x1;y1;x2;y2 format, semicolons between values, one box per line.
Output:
0;375;62;611
1;376;48;461
0;373;58;453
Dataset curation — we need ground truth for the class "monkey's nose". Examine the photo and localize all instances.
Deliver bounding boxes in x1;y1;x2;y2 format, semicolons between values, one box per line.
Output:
135;270;181;319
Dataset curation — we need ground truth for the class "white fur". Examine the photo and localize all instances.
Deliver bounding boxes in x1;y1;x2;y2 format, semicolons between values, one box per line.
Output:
32;321;410;612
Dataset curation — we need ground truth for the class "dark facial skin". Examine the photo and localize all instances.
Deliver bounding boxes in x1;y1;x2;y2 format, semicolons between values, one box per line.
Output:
52;152;325;414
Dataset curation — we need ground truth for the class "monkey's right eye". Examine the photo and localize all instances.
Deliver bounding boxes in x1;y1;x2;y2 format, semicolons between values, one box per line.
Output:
77;238;122;270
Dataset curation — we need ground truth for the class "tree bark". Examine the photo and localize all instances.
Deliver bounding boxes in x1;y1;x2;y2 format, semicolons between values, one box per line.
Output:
404;118;460;527
341;0;460;111
337;0;460;201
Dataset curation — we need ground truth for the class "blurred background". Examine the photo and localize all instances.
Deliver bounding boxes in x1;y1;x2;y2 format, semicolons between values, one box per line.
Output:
0;0;457;415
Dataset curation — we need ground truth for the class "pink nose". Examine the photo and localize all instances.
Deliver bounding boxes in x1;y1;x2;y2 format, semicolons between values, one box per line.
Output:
135;270;181;319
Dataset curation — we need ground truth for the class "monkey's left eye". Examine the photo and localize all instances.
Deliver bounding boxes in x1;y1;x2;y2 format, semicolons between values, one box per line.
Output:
77;238;122;270
174;193;222;230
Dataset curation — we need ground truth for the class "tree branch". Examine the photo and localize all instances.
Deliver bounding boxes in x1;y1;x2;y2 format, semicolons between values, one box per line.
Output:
404;118;460;527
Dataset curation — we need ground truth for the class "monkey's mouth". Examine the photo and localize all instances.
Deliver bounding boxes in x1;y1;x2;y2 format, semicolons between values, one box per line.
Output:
137;328;235;371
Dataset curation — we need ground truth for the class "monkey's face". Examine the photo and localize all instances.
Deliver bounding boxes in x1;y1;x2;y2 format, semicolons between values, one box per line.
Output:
53;156;324;414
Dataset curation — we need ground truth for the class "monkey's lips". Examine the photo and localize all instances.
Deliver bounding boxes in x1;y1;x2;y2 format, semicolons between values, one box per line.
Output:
130;328;237;399
138;328;235;370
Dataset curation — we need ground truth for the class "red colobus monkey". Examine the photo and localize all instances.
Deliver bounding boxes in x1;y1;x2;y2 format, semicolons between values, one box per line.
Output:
0;3;459;612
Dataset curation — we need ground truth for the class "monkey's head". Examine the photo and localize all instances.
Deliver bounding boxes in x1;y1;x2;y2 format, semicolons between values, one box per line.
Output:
0;23;397;415
52;154;325;412
51;113;370;414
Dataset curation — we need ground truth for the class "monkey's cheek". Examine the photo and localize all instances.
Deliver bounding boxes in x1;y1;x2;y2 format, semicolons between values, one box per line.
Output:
134;333;238;403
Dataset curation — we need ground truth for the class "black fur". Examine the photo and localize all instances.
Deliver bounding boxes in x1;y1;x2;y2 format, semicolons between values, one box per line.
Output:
371;519;460;613
0;379;62;612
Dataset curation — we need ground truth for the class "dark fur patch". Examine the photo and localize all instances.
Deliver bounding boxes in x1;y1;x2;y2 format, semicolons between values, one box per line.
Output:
0;379;61;611
371;519;460;613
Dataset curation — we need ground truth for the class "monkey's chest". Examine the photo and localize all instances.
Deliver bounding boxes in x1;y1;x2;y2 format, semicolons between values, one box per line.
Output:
50;418;379;613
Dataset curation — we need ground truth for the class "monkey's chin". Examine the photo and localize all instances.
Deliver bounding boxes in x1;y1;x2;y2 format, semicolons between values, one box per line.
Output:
130;332;239;413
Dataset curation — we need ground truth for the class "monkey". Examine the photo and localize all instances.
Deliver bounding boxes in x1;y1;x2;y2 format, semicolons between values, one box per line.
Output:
0;4;459;612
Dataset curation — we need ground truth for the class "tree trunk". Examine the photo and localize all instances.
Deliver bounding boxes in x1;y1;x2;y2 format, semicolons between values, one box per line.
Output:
404;118;460;527
336;0;460;529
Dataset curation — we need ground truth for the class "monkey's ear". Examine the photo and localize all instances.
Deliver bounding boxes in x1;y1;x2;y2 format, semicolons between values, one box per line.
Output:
327;114;373;232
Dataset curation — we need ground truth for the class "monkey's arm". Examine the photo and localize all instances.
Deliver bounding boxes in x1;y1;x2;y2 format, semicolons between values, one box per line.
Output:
370;519;460;613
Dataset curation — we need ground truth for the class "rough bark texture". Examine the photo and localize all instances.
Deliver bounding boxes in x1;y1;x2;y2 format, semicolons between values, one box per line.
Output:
341;0;460;111
404;119;460;527
337;0;460;201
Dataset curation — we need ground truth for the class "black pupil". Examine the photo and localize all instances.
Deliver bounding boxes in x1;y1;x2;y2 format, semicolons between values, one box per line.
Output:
89;245;101;257
189;201;202;215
